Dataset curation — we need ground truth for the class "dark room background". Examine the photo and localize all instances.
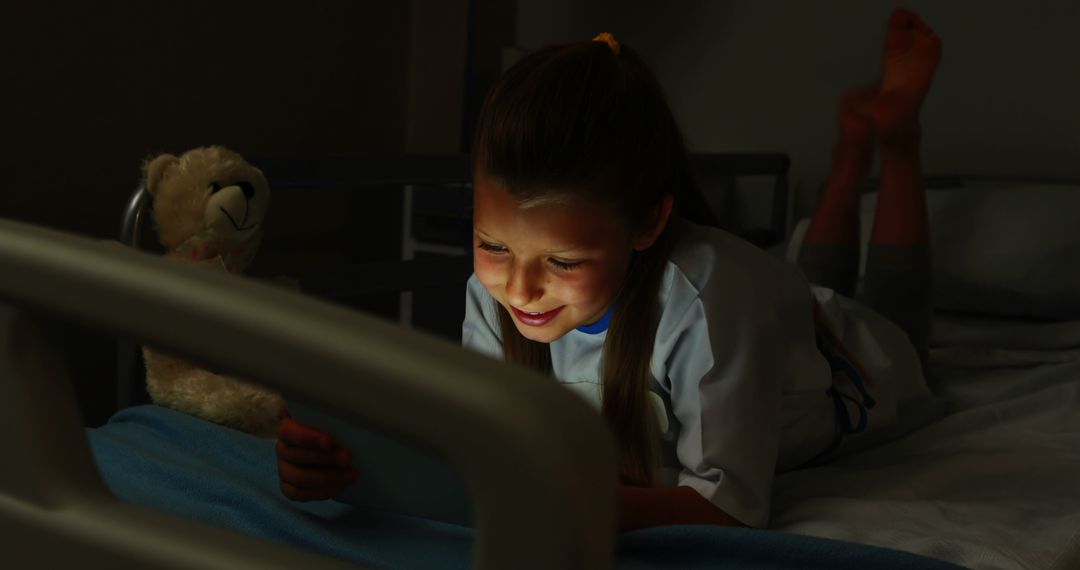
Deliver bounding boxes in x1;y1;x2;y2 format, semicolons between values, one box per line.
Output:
3;0;1078;425
0;0;509;425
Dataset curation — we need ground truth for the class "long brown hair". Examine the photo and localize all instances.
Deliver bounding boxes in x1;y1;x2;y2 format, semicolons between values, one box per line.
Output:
473;39;716;486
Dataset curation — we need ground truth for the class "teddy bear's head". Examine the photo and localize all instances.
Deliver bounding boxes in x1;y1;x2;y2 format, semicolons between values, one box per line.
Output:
144;146;269;272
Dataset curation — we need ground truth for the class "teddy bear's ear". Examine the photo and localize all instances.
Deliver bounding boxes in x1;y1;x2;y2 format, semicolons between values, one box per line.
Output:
143;153;180;195
252;166;269;189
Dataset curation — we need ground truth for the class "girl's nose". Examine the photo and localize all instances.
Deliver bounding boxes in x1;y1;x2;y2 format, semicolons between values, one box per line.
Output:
505;260;543;307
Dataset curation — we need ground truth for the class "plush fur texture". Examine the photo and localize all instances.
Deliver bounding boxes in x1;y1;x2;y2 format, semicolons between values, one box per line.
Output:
141;146;282;437
143;349;283;436
145;146;270;255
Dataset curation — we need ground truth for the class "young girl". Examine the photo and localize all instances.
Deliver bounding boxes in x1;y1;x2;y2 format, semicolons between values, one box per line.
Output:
277;8;942;530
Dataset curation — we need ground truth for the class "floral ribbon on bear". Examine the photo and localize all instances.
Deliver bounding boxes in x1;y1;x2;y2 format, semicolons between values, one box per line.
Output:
172;226;262;274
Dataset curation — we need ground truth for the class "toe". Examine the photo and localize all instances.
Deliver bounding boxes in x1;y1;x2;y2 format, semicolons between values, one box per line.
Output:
888;7;916;30
910;14;934;35
893;7;936;37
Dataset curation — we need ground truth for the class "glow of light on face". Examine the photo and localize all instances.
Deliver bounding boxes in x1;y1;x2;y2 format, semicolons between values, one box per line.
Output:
472;175;636;343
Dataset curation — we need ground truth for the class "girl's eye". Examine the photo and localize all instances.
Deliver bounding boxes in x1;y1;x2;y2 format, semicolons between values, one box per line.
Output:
477;241;507;254
548;258;582;272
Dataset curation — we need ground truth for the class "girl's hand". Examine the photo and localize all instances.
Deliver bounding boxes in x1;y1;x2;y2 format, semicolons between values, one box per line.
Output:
276;410;359;501
617;485;746;530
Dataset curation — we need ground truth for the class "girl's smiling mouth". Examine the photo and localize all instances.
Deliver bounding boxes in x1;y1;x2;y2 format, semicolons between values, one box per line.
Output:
510;305;565;327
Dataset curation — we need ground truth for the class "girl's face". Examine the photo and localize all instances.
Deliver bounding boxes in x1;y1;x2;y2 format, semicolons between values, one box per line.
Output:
473;175;663;344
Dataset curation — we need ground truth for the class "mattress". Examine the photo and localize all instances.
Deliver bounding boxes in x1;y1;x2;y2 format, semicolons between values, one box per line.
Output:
772;315;1080;569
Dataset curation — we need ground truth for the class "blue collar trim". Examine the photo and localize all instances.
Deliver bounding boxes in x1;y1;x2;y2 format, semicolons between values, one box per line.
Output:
576;304;615;335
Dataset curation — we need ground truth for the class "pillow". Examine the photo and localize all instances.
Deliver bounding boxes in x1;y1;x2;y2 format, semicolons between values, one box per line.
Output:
786;180;1080;320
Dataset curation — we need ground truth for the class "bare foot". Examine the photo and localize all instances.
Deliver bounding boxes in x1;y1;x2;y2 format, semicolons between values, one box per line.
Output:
872;8;942;142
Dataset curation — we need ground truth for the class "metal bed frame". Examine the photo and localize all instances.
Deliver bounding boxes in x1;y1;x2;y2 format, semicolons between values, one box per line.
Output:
0;217;616;569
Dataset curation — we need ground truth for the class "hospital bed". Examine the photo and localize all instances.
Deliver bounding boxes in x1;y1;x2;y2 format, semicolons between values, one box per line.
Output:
3;159;1079;569
0;217;956;570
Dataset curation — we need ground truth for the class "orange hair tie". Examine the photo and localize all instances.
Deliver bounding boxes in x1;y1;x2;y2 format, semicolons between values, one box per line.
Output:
592;32;621;55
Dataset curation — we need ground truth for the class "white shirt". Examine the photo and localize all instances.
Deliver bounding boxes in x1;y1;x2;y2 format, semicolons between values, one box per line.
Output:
462;221;916;527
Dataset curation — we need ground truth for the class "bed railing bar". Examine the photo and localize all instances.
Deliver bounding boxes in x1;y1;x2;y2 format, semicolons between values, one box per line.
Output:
117;186;156;409
862;174;1080;192
1049;524;1080;570
0;308;110;509
113;151;793;409
0;307;361;569
0;218;617;570
120;184;153;250
690;152;791;248
117;183;148;410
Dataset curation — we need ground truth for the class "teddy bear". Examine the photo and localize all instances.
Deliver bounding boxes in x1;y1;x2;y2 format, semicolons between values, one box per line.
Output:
140;145;283;437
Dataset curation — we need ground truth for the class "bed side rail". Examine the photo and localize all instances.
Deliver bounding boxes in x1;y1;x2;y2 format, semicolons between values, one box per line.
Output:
0;218;617;569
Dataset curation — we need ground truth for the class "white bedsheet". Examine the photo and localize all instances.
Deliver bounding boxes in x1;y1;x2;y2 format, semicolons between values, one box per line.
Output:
771;318;1080;570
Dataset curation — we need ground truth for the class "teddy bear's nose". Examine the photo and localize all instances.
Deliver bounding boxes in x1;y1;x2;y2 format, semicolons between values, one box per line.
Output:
236;181;256;199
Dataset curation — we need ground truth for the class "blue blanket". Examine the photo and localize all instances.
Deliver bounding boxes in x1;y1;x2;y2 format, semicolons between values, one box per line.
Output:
87;406;962;569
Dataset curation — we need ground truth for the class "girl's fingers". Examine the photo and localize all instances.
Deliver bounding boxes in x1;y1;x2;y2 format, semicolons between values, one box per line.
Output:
276;439;352;467
275;415;361;503
278;416;335;449
277;459;359;490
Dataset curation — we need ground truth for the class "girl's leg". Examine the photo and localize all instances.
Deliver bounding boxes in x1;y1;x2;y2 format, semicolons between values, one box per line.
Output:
862;8;942;371
797;87;877;297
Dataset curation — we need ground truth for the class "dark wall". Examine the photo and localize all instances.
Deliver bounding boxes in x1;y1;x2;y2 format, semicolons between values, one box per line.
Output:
515;0;1080;221
0;1;410;238
0;2;412;426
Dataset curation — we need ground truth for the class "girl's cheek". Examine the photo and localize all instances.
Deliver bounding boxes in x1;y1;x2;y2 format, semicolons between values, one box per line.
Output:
574;266;624;305
549;271;596;304
473;255;504;290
